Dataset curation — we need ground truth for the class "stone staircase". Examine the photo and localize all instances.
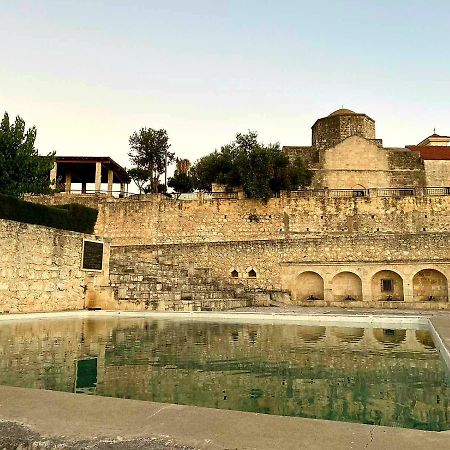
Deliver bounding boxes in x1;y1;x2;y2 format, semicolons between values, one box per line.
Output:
109;247;275;311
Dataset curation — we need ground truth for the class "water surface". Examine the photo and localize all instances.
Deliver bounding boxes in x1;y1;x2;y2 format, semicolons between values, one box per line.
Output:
0;317;448;430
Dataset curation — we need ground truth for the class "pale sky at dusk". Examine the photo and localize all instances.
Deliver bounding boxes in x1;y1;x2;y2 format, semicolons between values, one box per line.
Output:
1;0;450;171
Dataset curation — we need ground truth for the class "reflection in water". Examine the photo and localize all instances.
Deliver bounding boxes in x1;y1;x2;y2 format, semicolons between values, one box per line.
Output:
0;318;448;431
373;328;407;346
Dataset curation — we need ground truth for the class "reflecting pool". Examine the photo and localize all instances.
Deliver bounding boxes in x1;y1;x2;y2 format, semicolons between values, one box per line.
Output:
0;317;449;430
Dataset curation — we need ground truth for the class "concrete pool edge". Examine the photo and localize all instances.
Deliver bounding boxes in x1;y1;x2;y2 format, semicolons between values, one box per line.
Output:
1;385;450;450
1;309;450;449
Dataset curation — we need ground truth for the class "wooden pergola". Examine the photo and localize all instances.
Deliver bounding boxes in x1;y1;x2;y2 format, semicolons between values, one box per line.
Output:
50;156;131;196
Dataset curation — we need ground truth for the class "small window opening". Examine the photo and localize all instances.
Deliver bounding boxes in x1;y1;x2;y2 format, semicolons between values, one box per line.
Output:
231;269;238;278
248;269;257;278
381;279;393;292
383;329;395;336
422;227;426;231
224;215;227;219
371;215;375;219
269;214;272;218
320;215;323;219
376;228;380;231
306;227;309;232
425;214;427;218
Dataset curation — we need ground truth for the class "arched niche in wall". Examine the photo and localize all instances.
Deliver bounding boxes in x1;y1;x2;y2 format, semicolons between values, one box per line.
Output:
331;327;365;343
373;328;406;346
229;268;240;278
295;271;324;301
296;326;326;343
371;270;404;302
331;271;362;301
245;267;257;278
415;330;436;349
412;269;448;302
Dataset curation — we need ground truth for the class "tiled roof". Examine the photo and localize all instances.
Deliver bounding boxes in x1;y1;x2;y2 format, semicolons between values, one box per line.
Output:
408;146;450;160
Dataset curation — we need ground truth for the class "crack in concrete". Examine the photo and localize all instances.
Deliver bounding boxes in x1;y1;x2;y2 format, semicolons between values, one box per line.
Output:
363;426;376;449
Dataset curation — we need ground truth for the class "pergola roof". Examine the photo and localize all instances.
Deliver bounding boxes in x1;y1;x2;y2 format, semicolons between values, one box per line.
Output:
55;156;131;184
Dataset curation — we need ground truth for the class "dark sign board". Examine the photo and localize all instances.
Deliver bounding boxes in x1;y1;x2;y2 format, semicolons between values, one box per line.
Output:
75;358;98;393
82;240;103;271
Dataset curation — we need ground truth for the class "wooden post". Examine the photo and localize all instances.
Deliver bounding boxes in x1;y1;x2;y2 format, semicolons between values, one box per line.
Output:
65;172;72;194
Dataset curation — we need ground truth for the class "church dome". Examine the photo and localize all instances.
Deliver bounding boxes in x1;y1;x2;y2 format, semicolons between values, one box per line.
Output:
328;108;357;117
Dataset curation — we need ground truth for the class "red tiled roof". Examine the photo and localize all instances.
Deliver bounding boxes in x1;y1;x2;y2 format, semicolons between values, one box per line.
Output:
408;146;450;160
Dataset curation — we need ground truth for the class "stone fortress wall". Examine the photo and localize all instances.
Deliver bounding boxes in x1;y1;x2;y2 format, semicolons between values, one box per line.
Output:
26;193;450;310
0;219;111;313
29;194;450;246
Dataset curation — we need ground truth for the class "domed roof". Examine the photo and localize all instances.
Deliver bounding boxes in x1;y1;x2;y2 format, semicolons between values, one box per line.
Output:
328;108;357;117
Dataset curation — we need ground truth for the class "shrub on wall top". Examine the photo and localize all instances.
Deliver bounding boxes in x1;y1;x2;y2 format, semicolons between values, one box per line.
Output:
0;194;98;234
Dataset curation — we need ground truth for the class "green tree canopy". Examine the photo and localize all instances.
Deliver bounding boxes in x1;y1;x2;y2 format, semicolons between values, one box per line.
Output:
128;127;175;193
0;112;54;197
191;131;312;201
127;167;151;195
168;170;194;198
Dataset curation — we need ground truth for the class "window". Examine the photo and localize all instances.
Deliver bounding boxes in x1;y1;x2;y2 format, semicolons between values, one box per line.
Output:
248;269;257;278
381;279;393;292
231;269;239;278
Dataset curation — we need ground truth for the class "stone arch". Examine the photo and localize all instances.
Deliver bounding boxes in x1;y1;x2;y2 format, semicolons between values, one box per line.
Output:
373;328;406;346
297;326;326;343
415;330;435;349
332;327;365;343
331;271;362;301
295;271;324;301
371;270;404;301
413;269;448;302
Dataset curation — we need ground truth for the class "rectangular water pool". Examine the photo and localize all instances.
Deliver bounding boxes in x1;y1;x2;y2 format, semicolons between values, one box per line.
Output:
0;316;448;431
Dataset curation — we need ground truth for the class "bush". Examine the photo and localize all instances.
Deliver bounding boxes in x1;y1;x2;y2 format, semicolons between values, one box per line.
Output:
0;194;98;234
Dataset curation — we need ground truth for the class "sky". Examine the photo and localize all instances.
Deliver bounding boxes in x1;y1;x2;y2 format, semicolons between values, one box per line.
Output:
1;0;450;173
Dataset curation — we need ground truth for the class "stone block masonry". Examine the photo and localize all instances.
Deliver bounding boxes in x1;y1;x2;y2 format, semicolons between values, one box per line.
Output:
116;231;450;310
26;194;450;246
0;219;111;313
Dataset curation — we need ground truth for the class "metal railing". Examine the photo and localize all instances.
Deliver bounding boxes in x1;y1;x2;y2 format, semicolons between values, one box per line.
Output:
45;186;450;200
375;188;415;197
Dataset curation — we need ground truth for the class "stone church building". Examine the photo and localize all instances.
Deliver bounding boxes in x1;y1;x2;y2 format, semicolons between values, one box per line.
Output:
283;108;450;189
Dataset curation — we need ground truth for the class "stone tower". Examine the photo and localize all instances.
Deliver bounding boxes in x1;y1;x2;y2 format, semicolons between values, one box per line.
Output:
312;108;376;150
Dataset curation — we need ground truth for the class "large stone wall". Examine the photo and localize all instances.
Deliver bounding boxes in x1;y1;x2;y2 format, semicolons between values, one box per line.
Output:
424;160;450;186
25;194;450;246
117;231;450;309
0;220;111;313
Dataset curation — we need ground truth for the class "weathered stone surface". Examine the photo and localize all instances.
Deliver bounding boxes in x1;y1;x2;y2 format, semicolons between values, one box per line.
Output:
0;220;110;313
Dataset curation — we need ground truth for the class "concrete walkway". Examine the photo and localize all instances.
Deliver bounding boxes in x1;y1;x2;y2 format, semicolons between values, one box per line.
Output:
1;385;450;450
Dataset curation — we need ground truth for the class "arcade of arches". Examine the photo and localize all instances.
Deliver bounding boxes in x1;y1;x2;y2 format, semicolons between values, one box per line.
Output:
291;267;449;304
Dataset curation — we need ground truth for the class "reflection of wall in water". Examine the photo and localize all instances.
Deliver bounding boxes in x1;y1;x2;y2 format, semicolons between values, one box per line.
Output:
0;319;448;430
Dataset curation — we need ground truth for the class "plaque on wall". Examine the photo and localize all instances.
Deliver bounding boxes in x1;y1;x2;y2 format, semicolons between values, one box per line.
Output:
82;240;104;271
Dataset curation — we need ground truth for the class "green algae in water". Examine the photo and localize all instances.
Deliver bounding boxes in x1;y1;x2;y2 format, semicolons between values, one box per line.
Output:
0;318;449;431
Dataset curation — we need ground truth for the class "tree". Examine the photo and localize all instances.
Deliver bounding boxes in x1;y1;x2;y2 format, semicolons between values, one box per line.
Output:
128;127;175;193
0;112;54;197
168;170;194;199
128;167;151;195
191;131;312;201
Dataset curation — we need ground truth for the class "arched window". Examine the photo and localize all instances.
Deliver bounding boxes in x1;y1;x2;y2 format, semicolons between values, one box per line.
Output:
230;269;239;278
248;269;257;278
